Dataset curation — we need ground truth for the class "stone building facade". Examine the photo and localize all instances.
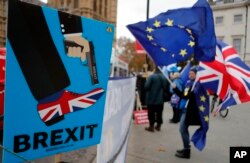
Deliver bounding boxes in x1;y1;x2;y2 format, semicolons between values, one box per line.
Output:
0;0;7;47
0;0;117;47
48;0;117;25
211;0;250;62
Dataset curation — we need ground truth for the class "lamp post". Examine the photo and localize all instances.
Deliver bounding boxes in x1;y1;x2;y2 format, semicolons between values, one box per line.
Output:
146;0;150;20
144;0;150;74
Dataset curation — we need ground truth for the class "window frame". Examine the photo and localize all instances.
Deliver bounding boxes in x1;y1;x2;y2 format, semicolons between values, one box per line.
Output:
232;38;242;54
215;16;224;25
233;14;243;24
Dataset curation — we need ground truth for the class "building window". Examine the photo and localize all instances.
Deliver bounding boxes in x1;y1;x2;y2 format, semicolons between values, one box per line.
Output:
224;0;234;3
74;0;79;8
104;0;108;17
234;14;242;23
99;0;103;15
215;16;223;25
233;38;241;53
215;0;223;4
93;0;97;12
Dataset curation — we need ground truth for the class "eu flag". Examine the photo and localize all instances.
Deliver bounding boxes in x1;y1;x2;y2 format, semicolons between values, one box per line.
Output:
127;0;216;66
191;81;210;151
180;62;191;85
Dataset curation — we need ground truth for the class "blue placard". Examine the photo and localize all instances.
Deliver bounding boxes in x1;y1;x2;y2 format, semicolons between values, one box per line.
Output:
3;1;114;162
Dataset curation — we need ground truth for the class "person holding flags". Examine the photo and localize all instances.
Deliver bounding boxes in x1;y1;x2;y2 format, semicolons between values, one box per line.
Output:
171;66;210;158
127;0;215;153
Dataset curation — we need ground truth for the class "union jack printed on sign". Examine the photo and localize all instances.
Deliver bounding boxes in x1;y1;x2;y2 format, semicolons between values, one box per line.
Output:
38;88;104;125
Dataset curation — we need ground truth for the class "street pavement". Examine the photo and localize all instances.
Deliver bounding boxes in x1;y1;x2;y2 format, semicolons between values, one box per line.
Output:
1;101;250;163
126;102;250;163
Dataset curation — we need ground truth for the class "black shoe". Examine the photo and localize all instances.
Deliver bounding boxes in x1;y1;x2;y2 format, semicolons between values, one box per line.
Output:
155;124;161;131
176;149;184;154
175;149;190;159
145;126;154;132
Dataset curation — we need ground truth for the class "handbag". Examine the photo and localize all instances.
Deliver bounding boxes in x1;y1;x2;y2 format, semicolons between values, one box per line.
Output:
170;94;180;105
133;91;149;125
133;109;149;125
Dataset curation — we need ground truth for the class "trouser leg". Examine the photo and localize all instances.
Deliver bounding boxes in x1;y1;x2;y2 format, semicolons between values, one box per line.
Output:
179;110;190;149
147;105;155;126
155;104;164;125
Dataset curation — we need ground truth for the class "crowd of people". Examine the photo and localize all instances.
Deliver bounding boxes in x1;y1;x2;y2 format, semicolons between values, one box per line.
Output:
140;65;201;159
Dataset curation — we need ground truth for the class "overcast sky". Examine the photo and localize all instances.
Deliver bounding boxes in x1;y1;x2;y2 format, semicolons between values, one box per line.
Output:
40;0;47;3
117;0;197;40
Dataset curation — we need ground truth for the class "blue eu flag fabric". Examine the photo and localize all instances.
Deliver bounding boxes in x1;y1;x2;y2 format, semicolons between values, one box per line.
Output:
180;62;191;85
127;0;216;66
191;81;210;151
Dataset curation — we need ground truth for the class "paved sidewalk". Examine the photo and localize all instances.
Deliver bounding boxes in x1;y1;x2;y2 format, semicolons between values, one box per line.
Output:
1;102;250;163
126;102;250;163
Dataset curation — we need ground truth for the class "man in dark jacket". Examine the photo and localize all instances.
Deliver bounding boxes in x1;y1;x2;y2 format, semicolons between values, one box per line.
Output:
171;66;201;159
144;68;170;132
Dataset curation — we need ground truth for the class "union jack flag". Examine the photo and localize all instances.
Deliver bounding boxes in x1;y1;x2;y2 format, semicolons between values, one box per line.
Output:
196;45;230;101
217;40;250;109
38;88;104;124
197;39;250;110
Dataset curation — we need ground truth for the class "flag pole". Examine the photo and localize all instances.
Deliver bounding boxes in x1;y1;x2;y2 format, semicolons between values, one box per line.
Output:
158;66;173;85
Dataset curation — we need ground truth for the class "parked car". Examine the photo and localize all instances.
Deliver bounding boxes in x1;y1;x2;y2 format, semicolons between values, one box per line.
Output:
0;48;6;131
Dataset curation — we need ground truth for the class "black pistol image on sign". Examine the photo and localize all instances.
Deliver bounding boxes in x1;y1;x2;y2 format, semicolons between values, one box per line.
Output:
8;0;104;126
59;11;99;85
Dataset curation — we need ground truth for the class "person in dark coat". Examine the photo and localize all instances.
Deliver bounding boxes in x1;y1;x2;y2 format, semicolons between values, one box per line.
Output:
171;66;201;159
144;67;169;132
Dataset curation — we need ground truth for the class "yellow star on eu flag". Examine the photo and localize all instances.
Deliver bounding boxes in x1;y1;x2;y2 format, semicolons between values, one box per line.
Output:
204;115;209;122
146;27;154;33
179;49;187;57
165;19;174;26
188;40;195;47
200;95;206;102
147;34;154;41
178;25;185;28
190;35;194;40
151;42;157;46
186;28;192;34
199;105;205;112
161;47;167;52
153;20;161;27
